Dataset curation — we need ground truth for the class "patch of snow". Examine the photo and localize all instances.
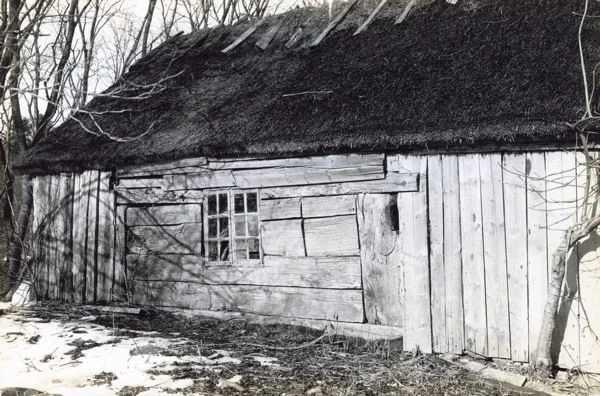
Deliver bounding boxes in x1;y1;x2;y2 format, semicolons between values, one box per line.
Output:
252;356;280;367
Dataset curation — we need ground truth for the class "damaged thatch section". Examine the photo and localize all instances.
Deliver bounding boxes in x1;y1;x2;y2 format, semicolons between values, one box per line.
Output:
14;0;600;175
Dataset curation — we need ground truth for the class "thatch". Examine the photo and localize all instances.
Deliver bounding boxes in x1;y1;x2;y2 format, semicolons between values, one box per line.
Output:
14;0;600;174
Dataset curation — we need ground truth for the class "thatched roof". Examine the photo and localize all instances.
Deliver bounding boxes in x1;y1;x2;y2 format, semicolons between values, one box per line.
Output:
14;0;600;174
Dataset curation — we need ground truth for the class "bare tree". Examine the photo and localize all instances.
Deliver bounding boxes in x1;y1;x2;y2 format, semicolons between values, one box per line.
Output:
535;0;600;372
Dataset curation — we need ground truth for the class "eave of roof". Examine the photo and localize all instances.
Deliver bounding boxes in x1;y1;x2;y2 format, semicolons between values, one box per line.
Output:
13;0;599;175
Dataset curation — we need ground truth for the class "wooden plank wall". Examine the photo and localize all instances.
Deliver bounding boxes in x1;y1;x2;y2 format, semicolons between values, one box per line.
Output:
29;150;600;371
120;153;418;324
414;151;599;371
32;171;117;303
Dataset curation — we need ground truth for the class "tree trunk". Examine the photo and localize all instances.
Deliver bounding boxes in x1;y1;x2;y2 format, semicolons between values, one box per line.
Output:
534;236;568;370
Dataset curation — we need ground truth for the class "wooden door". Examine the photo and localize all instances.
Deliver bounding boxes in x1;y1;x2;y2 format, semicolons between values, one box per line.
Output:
357;193;403;327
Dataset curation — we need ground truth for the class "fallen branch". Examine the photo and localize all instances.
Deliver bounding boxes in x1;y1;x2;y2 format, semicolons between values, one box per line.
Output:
242;327;333;350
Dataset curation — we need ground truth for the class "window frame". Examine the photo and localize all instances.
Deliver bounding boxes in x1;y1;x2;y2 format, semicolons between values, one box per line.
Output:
203;189;262;266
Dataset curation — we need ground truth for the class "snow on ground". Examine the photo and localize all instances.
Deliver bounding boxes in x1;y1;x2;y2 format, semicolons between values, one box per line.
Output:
0;303;244;395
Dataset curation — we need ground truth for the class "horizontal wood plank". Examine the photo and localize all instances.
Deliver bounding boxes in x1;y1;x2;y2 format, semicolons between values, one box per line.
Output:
165;170;236;190
116;188;204;204
127;254;362;289
261;172;418;199
127;254;202;281
133;281;364;322
127;224;201;255
260;197;302;220
261;219;306;256
304;215;359;256
232;164;384;188
205;256;361;288
208;153;384;170
116;178;163;189
127;204;202;226
118;157;208;177
302;195;356;218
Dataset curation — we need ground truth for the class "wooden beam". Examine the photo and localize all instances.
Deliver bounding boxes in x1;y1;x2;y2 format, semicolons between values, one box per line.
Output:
208;153;384;170
395;0;417;25
301;195;356;218
128;254;362;289
165;170;236;190
127;224;201;255
353;0;388;36
285;27;303;48
133;281;365;322
127;204;202;226
221;20;263;54
118;157;207;177
260;172;418;199
260;197;302;220
233;164;384;189
116;188;204;205
256;21;281;50
310;0;358;47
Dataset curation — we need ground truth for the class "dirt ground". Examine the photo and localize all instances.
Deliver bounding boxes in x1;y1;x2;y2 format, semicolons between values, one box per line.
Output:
0;302;596;396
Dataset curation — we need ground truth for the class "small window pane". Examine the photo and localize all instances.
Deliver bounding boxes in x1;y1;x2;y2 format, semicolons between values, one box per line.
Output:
247;216;259;236
208;218;218;238
235;239;248;259
218;193;228;214
208;195;217;215
247;193;257;213
219;217;229;237
220;240;229;261
208;241;218;261
248;238;260;259
234;193;245;213
235;216;246;237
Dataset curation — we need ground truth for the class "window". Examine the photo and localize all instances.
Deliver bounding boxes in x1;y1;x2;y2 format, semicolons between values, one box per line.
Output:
204;190;260;264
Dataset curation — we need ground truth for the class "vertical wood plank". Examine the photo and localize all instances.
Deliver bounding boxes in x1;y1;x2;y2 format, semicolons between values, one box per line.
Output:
545;151;579;367
59;174;74;301
46;175;58;299
357;193;403;327
458;154;488;356
480;153;511;359
441;155;464;354
526;152;548;361
427;155;446;352
32;176;50;299
97;172;114;302
503;153;529;362
114;205;127;303
71;173;88;303
398;155;432;353
86;171;99;303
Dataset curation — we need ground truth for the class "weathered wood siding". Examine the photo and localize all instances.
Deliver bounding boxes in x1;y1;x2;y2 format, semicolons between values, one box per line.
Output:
404;152;599;372
117;153;417;323
30;150;600;371
32;171;118;302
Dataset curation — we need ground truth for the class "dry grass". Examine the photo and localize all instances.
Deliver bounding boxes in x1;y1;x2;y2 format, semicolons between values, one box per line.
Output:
19;302;580;395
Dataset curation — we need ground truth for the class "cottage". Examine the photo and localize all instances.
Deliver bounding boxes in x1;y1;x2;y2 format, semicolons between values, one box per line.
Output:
13;0;600;372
